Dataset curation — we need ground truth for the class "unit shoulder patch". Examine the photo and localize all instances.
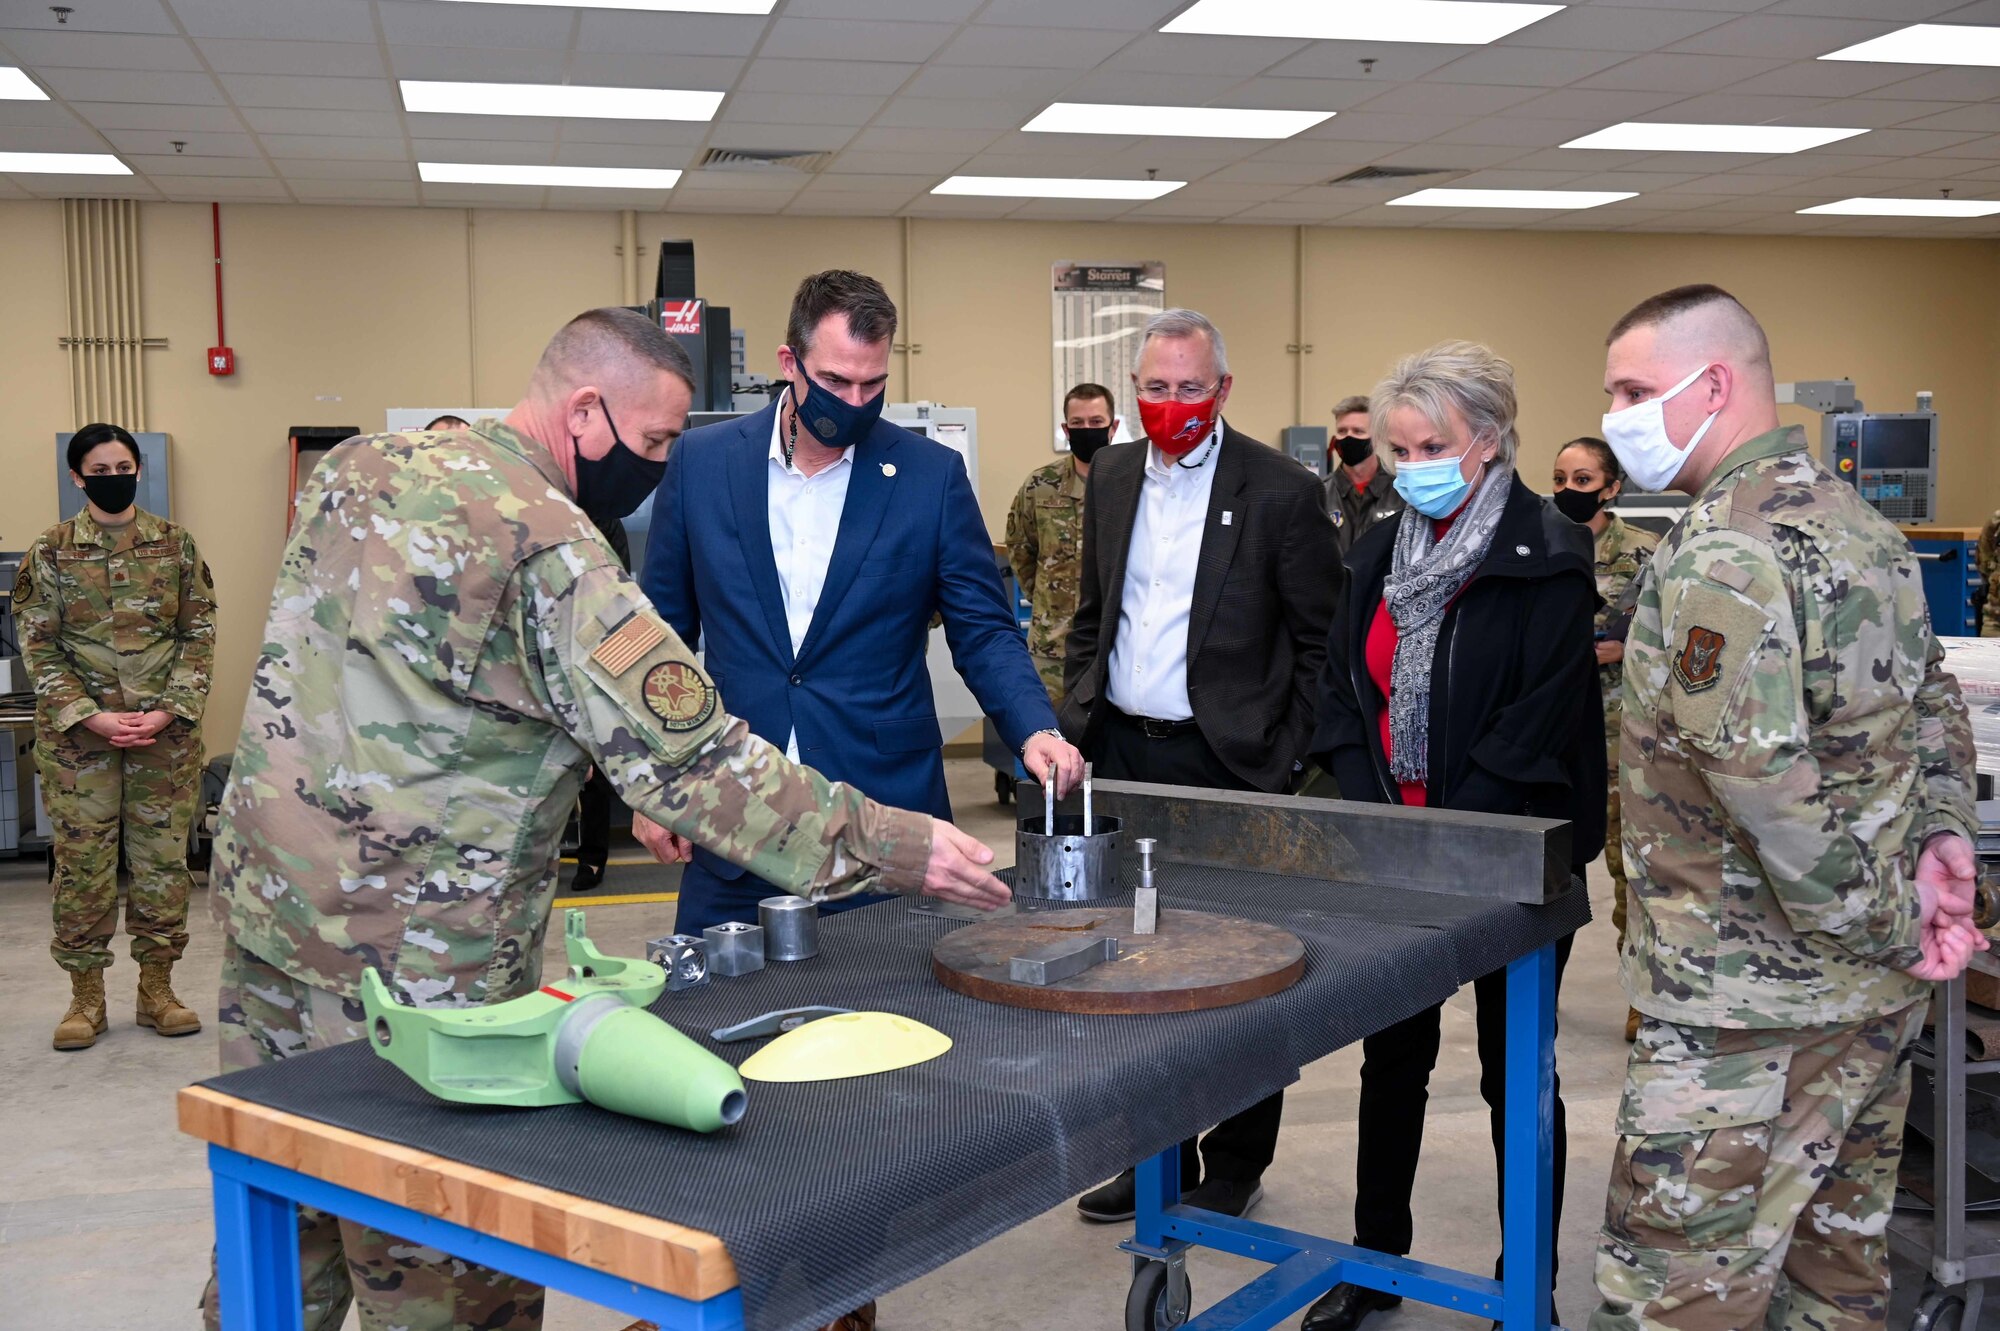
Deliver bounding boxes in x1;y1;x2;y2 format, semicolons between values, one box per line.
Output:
11;560;31;608
642;659;717;731
1673;625;1728;693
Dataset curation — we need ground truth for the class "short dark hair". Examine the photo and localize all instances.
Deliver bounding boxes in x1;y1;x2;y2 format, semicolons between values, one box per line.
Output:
1606;283;1744;347
69;422;140;474
1332;394;1370;419
1558;435;1622;484
534;307;696;395
786;270;897;358
1063;382;1115;416
425;414;471;431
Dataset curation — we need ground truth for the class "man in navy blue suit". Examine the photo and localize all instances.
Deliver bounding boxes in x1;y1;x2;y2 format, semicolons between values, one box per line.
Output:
639;270;1083;935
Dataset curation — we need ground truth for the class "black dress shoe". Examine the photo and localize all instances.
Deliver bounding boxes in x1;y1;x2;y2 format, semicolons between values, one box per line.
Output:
1302;1283;1402;1331
1183;1177;1264;1219
571;858;606;892
1075;1168;1198;1223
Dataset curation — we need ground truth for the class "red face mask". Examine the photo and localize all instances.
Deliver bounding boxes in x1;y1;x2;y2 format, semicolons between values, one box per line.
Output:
1138;396;1218;457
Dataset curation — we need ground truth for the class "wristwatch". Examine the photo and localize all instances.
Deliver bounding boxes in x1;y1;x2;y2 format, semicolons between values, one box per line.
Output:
1021;726;1064;758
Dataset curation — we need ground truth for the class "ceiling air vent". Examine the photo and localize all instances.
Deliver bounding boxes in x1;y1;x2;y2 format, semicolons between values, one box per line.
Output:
694;147;832;175
1325;165;1461;187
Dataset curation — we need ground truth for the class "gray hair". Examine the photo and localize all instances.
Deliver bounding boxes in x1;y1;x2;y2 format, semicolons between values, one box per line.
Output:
1371;340;1519;465
1140;307;1229;379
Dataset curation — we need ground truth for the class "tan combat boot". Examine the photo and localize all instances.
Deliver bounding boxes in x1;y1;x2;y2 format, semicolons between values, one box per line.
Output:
136;960;202;1037
53;969;108;1051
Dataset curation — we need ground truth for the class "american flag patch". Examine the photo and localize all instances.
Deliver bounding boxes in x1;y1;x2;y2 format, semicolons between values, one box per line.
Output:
591;614;666;677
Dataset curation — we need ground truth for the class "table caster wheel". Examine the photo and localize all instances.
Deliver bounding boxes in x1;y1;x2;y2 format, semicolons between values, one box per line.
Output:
1912;1291;1964;1331
1126;1258;1191;1331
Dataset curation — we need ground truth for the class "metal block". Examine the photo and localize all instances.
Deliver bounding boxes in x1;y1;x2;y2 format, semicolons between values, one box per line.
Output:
1009;935;1120;986
703;922;765;977
1133;836;1159;935
646;934;709;991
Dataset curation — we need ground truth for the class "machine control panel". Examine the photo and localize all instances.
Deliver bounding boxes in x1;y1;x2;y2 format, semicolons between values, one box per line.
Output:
1821;412;1937;524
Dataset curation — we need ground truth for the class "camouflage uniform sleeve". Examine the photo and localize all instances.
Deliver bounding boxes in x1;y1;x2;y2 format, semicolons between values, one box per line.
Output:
1979;514;2000;637
13;539;99;731
516;545;933;901
1673;531;1920;964
158;528;217;724
1006;476;1037;601
1909;630;1979;856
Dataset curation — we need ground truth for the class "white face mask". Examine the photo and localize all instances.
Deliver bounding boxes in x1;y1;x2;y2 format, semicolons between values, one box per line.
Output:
1600;363;1720;493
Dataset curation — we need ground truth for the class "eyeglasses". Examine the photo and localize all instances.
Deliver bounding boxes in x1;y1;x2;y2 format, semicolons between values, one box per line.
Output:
1136;381;1221;405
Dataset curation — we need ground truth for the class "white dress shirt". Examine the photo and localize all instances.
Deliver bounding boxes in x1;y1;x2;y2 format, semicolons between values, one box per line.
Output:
768;409;854;760
1105;424;1222;721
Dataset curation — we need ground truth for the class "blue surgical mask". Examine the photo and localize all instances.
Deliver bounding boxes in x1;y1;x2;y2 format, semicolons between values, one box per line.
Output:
1393;453;1476;519
789;358;884;452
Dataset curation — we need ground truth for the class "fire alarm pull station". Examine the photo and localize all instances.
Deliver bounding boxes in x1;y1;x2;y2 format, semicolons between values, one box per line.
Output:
208;347;234;376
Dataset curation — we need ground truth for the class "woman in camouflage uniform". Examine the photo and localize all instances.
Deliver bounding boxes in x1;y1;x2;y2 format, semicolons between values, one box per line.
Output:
15;422;216;1050
1552;436;1657;1042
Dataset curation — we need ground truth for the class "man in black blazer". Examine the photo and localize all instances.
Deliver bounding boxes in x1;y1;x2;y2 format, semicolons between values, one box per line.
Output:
1060;307;1341;1221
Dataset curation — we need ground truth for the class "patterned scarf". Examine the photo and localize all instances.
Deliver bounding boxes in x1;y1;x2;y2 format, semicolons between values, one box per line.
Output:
1381;461;1514;786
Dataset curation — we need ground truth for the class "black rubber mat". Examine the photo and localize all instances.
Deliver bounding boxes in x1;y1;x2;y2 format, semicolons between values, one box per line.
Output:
202;864;1588;1331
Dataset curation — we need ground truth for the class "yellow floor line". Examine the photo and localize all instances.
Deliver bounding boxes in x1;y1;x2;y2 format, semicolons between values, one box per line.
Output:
550;891;680;909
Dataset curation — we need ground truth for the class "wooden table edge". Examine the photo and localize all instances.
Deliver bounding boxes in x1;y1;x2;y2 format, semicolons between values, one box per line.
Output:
178;1085;740;1301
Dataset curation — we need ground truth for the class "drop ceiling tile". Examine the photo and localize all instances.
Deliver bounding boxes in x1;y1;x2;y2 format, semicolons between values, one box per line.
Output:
956;150;1117;175
1120;134;1286;162
1732;59;1919;98
564;53;744;88
1503;147;1653;170
1925;135;2000;160
1861;68;2000;102
1353;81;1544;117
1586;0;1769;13
1497;88;1687;121
1844;128;1990;156
288;179;418;203
0;176;29;197
1798;99;1966;130
103;127;259;156
0;123;108;151
757;18;956;63
1674;171;1816;195
1247;136;1439;165
1497;6;1735;51
1445;167;1588;189
785;194;919;215
1053;71;1242;104
791;172;930;194
241;107;401;136
411;137;549;164
403;113;556;143
1420;45;1633;88
933;24;1130;68
0;100;83;127
872;97;1036;131
420;183;550;205
574;12;768;57
1576;53;1793;94
1229;200;1374;222
273;156;411;180
845;125;1000;154
718;92;887;127
827;149;977;175
169;0;376;43
1844;153;1991;175
973;0;1183;28
219;75;395;112
1665;13;1900;58
1651;92;1849;124
386;45;570;83
563;120;710;147
375;1;571;49
0;3;175;36
1899;106;2000;134
1618;150;1781;173
1100;33;1305;75
259;133;407;160
890;195;1012;217
38;68;223;104
787;0;981;18
1937;0;2000;19
738;57;917;96
1206;159;1349;185
667;183;800;205
702;122;855;153
1266;43;1473;83
1220;77;1386;112
199;38;383;77
552;141;696;169
1749;152;1900;176
68;100;239;131
1563;170;1710;190
1119;197;1257;220
1932;161;2000;181
1428;117;1600;148
901;64;1075;101
12;172;159;196
1008;197;1148;219
1291;111;1470;144
1369;142;1541;169
0;30;200;69
153;174;290;197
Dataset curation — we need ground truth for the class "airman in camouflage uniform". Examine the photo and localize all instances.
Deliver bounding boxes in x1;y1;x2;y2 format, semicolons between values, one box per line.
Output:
15;478;216;1051
1591;513;1657;976
1007;454;1086;698
1592;285;1982;1331
201;309;1006;1331
1977;508;2000;636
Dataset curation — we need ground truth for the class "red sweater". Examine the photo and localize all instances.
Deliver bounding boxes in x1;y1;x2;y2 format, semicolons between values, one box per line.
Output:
1365;513;1460;808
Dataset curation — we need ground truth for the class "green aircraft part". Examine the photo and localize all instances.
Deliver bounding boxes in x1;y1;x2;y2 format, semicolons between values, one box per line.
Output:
359;912;748;1132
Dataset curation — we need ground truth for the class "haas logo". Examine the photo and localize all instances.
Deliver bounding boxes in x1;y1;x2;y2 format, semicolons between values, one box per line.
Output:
660;299;703;335
1171;414;1207;443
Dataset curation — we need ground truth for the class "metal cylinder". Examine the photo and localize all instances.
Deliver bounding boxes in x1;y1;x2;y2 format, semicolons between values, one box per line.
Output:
758;896;821;961
1014;814;1122;905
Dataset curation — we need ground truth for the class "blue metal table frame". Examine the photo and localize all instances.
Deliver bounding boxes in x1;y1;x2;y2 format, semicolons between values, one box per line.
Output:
1119;941;1561;1331
207;1138;746;1331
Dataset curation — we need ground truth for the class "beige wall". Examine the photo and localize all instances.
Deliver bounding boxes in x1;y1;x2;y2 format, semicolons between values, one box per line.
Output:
2;198;1996;754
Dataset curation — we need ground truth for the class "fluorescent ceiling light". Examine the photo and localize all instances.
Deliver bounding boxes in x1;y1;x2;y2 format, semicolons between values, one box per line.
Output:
1563;122;1868;154
932;175;1184;200
420;162;682;189
1389;187;1636;209
1023;102;1333;139
427;0;772;9
0;151;129;175
1820;25;2000;67
0;67;47;100
400;80;723;121
1164;0;1563;45
1798;197;2000;217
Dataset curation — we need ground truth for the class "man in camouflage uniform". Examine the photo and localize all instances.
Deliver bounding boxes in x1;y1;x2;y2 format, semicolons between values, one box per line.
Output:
14;422;216;1050
1007;382;1115;699
1595;509;1658;1040
1592;285;1985;1331
1322;394;1405;559
1977;509;2000;636
200;308;1009;1331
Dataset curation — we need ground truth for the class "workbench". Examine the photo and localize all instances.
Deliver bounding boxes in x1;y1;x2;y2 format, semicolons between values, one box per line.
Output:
184;781;1584;1331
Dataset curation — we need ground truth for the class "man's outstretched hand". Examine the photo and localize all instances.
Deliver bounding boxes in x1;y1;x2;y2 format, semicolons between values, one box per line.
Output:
922;819;1010;912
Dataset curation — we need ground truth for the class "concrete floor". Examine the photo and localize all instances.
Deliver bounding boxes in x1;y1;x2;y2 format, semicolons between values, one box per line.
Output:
0;758;1930;1330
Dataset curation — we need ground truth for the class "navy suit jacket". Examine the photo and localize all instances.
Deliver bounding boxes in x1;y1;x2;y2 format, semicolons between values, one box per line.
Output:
642;399;1055;883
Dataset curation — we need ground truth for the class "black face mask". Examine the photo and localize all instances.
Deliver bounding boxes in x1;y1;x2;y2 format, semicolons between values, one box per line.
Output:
1066;425;1112;465
572;399;666;527
1334;435;1374;468
1552;485;1608;525
81;473;138;516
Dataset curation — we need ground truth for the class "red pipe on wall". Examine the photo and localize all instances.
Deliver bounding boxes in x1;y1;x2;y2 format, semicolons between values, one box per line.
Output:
212;201;224;347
